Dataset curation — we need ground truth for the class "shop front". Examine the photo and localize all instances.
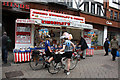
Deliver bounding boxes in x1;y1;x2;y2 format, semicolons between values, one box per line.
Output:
13;9;93;62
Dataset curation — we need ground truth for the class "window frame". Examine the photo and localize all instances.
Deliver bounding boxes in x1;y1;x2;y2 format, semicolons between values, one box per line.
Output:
97;5;101;16
110;10;113;19
84;2;89;12
91;2;95;14
114;11;118;20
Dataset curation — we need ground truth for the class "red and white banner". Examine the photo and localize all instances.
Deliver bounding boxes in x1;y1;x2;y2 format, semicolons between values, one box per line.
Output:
14;52;32;62
30;9;85;26
16;19;35;24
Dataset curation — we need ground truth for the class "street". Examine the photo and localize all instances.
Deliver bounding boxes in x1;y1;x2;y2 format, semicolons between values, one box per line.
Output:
2;50;119;79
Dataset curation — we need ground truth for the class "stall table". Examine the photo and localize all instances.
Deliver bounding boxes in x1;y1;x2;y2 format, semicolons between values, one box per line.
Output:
13;47;94;63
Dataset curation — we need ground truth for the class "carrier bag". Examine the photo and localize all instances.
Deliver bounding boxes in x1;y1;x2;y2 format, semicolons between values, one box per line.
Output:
116;51;119;57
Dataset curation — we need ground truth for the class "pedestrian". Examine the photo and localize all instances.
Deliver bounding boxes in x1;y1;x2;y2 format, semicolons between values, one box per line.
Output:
104;38;109;56
2;32;9;64
77;36;88;59
110;36;119;61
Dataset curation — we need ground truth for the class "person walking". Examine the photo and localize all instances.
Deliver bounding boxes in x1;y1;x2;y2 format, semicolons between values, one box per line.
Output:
110;36;119;61
77;36;88;59
2;32;9;64
104;38;109;56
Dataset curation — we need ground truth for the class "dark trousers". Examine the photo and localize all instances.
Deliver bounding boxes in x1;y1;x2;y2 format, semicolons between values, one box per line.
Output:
111;49;117;60
2;47;8;63
105;48;108;55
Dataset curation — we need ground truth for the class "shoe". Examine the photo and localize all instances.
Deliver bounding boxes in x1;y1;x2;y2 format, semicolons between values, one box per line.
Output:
112;59;115;61
104;54;108;56
64;70;68;73
66;71;70;75
46;62;50;68
35;62;38;66
78;58;80;61
82;58;85;59
45;64;48;68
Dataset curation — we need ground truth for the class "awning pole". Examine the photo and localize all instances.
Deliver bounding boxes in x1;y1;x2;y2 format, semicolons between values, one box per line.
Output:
60;27;62;45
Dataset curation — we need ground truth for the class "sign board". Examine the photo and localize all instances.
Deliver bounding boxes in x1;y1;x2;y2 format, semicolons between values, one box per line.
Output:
30;9;85;25
2;2;30;10
34;19;70;27
85;38;91;48
15;22;32;49
71;22;93;29
106;21;112;25
16;19;35;24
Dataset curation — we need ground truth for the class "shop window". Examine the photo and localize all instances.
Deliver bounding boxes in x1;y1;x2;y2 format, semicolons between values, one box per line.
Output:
114;12;118;20
97;5;101;16
110;10;113;19
91;3;95;14
84;2;89;12
91;29;103;46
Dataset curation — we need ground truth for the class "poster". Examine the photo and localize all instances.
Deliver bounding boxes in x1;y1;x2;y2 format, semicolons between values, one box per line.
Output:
84;30;93;48
85;38;91;48
39;28;49;39
15;23;31;49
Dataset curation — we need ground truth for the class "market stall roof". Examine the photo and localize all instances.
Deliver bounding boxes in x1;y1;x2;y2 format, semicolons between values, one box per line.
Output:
16;19;93;30
70;22;93;29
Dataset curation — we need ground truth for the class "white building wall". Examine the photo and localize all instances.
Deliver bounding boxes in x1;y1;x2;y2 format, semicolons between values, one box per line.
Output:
93;0;103;3
89;1;91;13
73;0;77;9
103;26;108;44
101;6;104;16
109;0;120;9
73;0;104;16
95;4;97;14
80;3;84;10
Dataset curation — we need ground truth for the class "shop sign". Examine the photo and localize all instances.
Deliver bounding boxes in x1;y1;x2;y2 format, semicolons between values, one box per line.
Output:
34;19;70;27
106;21;112;25
71;22;93;29
2;2;30;10
30;9;85;24
16;19;35;24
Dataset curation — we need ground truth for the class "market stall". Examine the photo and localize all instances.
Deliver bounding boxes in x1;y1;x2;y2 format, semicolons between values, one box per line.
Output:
13;9;94;62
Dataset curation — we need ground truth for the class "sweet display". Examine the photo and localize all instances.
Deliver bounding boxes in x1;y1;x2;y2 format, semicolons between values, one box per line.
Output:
39;28;49;39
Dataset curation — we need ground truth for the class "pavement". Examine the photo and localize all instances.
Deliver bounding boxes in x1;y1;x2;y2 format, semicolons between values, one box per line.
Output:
1;50;120;79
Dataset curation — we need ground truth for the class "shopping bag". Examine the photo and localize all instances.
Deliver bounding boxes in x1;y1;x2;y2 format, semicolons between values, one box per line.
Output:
108;48;111;52
116;51;119;57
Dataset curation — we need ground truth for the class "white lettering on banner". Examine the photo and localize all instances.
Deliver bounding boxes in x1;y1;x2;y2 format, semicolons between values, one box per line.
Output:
15;44;31;49
106;21;112;25
16;19;35;23
71;22;93;29
30;9;85;25
34;19;70;26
